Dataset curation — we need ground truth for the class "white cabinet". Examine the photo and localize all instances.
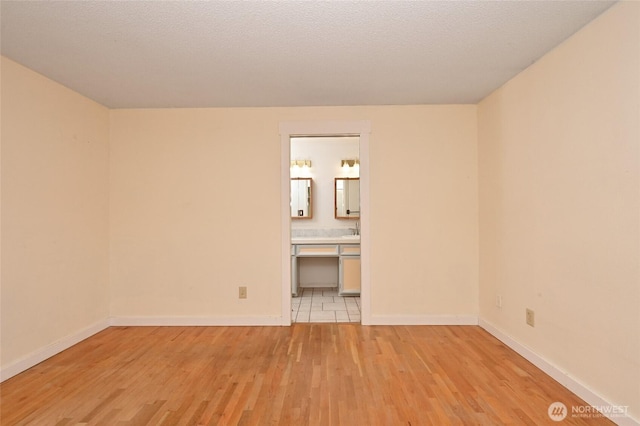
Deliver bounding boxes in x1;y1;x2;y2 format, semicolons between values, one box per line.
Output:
339;244;360;295
291;241;360;296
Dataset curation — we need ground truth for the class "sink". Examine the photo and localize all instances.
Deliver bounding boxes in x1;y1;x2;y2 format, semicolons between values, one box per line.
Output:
341;235;360;239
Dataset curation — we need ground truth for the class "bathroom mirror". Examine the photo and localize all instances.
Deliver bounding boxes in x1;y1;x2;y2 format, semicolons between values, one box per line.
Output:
335;178;360;219
291;178;313;219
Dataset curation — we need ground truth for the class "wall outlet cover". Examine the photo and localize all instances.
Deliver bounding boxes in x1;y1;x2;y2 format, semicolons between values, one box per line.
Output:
526;308;535;327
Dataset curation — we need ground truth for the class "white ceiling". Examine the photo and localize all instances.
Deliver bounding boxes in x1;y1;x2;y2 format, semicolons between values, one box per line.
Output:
1;0;615;109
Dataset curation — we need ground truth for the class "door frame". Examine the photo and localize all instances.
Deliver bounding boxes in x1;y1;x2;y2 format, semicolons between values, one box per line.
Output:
279;121;371;325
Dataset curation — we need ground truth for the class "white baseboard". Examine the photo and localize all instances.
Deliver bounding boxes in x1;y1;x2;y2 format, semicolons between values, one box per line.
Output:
0;318;110;382
369;314;478;326
479;318;639;426
109;315;284;327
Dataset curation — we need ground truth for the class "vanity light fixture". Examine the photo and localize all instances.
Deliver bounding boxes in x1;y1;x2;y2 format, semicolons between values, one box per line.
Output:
291;160;312;168
341;159;359;168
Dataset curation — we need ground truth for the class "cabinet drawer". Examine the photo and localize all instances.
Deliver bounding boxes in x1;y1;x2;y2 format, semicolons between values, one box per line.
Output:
296;244;339;256
339;244;360;255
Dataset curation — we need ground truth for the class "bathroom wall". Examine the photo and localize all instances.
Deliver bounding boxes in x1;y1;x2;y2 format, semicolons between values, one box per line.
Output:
478;2;639;420
290;136;359;234
1;57;110;372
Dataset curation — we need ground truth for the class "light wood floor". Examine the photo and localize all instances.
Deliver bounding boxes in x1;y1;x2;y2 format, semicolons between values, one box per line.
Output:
1;325;612;425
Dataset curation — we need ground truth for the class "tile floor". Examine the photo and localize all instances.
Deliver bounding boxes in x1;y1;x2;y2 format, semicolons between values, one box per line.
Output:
292;287;361;323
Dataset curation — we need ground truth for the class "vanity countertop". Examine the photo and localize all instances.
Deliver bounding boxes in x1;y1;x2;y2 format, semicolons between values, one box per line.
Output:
292;236;360;244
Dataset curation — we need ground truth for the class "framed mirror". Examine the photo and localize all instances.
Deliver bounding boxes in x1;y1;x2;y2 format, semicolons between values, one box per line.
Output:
291;178;313;219
335;177;360;219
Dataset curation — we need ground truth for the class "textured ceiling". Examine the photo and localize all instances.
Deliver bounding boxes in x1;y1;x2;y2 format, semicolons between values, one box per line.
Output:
1;0;615;108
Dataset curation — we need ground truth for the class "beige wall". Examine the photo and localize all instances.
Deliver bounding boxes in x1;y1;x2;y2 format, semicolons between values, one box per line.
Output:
109;105;478;319
1;57;110;368
478;2;639;419
368;106;478;316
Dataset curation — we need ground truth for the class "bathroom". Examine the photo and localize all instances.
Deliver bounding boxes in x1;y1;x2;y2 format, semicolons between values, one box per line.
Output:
290;136;361;323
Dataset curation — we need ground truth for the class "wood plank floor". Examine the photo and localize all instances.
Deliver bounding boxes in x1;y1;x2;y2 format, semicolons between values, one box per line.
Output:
1;325;613;425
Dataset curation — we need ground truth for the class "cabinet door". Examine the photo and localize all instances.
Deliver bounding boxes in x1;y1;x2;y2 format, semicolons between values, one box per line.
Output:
340;256;361;294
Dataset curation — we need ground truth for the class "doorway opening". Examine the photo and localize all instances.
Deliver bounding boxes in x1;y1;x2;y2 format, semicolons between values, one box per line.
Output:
279;121;371;325
290;136;361;323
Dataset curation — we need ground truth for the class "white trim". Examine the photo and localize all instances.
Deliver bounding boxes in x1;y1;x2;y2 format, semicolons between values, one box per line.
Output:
280;129;292;325
279;120;371;138
370;314;479;326
358;130;371;325
110;316;283;327
279;120;372;325
479;318;639;426
0;318;110;382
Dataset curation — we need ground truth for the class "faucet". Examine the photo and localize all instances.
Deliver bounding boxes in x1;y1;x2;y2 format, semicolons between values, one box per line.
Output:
353;221;360;236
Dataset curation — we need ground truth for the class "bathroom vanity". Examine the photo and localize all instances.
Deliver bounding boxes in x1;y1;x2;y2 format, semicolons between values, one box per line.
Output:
291;236;361;296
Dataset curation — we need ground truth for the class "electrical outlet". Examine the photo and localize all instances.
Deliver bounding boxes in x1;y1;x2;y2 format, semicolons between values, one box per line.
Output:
239;286;247;299
496;295;502;308
526;308;535;327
